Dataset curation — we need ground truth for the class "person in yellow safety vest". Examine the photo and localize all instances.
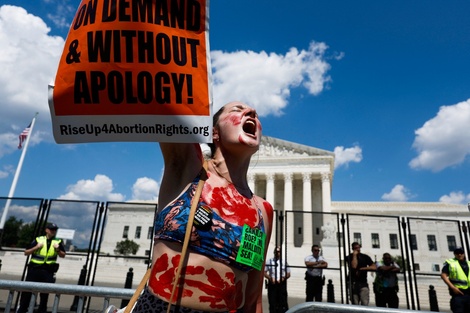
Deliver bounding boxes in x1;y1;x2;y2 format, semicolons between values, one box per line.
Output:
18;223;66;313
441;247;470;313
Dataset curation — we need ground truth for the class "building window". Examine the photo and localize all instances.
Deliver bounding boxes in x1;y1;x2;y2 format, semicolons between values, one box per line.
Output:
428;235;437;251
390;234;399;249
353;233;362;245
413;263;420;271
432;264;440;272
447;235;457;252
135;226;142;239
147;226;153;239
145;250;151;256
123;226;129;239
410;234;418;250
371;233;380;249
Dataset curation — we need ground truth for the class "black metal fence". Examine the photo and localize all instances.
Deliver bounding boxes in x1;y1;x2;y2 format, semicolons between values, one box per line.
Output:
269;209;468;311
0;197;156;312
1;197;468;311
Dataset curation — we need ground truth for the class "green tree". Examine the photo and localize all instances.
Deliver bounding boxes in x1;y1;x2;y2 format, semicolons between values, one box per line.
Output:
394;255;408;271
18;222;36;248
114;239;140;255
2;216;23;247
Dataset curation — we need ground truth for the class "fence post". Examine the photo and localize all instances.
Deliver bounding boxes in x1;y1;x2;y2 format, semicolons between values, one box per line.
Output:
327;279;335;303
428;285;439;312
70;265;87;311
121;267;134;308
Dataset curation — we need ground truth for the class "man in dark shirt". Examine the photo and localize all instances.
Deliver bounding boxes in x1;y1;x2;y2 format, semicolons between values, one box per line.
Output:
345;242;376;305
441;247;470;313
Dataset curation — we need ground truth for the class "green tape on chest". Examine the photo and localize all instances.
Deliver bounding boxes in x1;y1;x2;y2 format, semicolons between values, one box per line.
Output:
236;225;266;271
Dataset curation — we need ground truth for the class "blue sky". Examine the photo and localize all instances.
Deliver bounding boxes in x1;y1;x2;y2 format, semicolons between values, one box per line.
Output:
1;0;470;205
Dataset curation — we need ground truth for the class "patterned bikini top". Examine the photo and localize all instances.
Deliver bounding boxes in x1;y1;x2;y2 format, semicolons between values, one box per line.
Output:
154;173;266;272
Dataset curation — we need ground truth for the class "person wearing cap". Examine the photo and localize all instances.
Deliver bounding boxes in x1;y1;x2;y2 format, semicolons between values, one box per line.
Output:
18;222;66;313
441;247;470;313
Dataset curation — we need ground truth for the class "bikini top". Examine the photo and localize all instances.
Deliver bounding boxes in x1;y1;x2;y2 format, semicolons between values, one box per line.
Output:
154;172;266;272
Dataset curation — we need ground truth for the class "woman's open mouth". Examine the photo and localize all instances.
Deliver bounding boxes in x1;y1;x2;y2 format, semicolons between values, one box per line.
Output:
243;119;257;136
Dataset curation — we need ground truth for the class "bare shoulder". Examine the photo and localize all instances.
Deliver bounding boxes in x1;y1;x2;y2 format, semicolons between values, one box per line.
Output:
253;195;273;244
254;195;273;222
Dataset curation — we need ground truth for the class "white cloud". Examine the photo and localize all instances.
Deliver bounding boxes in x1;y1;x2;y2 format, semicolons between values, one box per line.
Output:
382;184;412;202
0;164;14;180
0;170;8;179
211;41;338;115
45;0;76;29
0;133;20;158
131;177;159;201
409;99;470;172
334;145;362;168
439;191;470;205
0;5;64;157
58;174;125;202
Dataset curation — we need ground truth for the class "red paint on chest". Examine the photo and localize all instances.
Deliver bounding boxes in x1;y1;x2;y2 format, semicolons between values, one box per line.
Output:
208;186;258;227
263;201;274;224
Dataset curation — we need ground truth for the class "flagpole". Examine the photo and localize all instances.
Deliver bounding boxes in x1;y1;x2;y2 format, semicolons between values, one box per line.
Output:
0;113;38;244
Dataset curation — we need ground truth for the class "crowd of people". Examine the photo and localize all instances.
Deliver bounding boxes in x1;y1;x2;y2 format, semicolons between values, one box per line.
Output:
263;242;399;313
264;241;470;313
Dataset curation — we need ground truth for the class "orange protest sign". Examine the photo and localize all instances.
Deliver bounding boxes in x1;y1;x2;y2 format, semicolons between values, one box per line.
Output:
49;0;212;143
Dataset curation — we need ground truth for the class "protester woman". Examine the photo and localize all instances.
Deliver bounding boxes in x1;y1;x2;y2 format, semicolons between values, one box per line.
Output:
131;101;273;313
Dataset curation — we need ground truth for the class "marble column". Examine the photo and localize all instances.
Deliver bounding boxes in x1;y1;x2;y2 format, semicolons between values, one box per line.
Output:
247;173;255;193
266;173;275;211
321;172;331;213
265;173;277;247
320;173;337;268
302;172;313;247
284;172;293;245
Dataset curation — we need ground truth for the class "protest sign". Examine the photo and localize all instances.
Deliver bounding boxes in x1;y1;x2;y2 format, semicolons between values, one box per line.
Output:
49;0;212;143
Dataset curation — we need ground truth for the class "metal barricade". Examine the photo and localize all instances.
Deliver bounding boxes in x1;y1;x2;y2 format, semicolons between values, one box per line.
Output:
0;280;134;313
286;302;436;313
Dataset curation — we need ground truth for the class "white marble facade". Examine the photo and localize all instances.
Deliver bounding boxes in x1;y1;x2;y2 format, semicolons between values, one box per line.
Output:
100;135;469;275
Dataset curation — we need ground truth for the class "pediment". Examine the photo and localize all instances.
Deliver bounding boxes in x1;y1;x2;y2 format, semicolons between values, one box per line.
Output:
255;136;335;158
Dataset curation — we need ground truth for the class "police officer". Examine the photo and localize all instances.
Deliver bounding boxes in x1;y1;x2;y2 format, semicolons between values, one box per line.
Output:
304;244;328;302
18;223;66;313
264;247;291;313
441;247;470;313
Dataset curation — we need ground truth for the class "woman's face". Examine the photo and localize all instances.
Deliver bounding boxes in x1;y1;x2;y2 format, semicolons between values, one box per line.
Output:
215;102;262;149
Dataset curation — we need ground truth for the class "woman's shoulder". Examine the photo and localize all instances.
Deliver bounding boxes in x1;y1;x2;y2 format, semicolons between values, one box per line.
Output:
253;195;274;228
254;195;274;212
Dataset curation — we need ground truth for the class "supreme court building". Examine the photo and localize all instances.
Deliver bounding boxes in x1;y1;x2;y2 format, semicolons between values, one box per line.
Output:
100;135;469;309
